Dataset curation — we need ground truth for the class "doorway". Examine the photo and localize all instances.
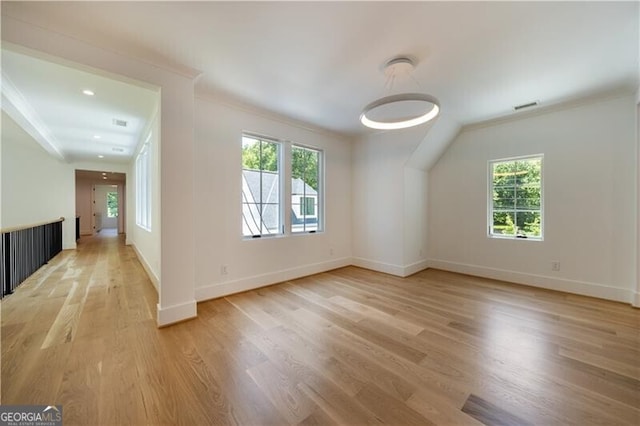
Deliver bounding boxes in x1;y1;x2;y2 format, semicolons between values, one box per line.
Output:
75;170;126;236
94;184;119;233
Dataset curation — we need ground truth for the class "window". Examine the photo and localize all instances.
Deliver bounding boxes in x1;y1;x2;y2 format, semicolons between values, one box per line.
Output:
489;155;543;239
242;135;283;237
136;141;151;230
241;134;323;238
291;145;322;233
107;192;118;218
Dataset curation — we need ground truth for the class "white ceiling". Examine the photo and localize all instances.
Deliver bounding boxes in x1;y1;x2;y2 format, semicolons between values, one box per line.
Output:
1;1;638;138
1;49;159;164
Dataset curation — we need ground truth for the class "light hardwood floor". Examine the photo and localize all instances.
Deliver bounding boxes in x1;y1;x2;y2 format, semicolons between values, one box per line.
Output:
1;231;639;425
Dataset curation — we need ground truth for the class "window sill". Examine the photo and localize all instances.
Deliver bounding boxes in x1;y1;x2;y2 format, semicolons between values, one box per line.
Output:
291;230;324;237
242;230;324;241
488;234;543;242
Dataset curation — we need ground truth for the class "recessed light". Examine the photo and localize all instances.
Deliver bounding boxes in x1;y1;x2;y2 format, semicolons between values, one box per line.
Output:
83;89;95;96
98;155;104;158
93;135;101;139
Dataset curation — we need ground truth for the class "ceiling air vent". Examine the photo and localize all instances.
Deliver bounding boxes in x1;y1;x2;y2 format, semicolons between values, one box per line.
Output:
112;147;125;153
112;118;128;127
513;101;538;111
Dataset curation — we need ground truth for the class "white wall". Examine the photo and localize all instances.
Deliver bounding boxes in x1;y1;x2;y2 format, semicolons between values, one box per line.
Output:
403;167;429;274
428;94;637;303
351;125;431;276
128;110;161;290
635;97;640;307
193;97;352;300
1;112;76;249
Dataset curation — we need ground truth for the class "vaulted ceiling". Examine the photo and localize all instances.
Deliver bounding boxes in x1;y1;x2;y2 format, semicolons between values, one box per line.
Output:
2;1;639;141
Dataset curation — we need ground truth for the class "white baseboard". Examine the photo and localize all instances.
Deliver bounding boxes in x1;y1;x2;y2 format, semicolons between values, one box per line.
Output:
131;243;160;292
632;291;640;308
351;257;405;276
428;258;631;303
403;259;430;277
195;257;352;302
351;257;429;278
157;300;197;327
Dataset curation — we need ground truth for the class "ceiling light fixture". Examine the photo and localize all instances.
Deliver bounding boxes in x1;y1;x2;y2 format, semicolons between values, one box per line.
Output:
98;155;104;158
360;57;440;130
93;135;101;139
82;89;95;96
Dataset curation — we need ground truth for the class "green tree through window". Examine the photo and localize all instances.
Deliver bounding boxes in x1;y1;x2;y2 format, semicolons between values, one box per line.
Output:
107;192;118;218
490;156;542;238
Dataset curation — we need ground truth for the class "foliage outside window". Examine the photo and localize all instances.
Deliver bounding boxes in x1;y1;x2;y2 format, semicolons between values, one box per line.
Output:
489;155;543;239
107;192;118;218
242;135;282;237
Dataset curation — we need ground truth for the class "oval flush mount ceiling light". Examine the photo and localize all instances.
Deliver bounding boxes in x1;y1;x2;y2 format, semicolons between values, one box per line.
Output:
360;57;440;130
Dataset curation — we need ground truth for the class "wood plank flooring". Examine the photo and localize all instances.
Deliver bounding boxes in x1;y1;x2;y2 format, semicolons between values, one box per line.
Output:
1;231;639;425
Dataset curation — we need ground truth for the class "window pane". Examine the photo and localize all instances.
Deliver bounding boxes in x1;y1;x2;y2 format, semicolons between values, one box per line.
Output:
518;211;541;237
242;135;282;237
490;155;542;239
136;146;151;230
261;203;280;234
493;211;516;236
291;145;321;233
107;192;118;218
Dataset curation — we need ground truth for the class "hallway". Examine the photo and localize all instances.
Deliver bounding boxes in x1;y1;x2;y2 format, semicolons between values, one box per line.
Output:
1;232;158;422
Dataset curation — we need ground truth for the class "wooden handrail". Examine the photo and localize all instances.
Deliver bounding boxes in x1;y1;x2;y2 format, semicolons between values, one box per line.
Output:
0;217;65;234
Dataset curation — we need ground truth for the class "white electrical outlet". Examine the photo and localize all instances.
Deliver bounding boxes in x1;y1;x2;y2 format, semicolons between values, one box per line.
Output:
221;265;228;275
551;261;561;272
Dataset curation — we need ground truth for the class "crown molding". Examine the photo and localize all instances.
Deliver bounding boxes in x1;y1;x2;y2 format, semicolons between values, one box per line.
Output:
1;72;66;161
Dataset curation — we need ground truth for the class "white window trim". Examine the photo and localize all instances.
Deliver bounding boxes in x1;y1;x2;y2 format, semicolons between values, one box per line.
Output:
291;143;324;235
242;133;324;240
487;154;544;241
242;133;285;238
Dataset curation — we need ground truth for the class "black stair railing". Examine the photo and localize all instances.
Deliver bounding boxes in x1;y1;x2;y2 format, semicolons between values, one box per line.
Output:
0;217;64;299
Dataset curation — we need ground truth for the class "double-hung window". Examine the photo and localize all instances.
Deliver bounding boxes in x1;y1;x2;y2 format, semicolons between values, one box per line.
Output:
291;145;322;233
135;140;151;231
489;155;543;239
241;134;323;238
242;135;283;237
